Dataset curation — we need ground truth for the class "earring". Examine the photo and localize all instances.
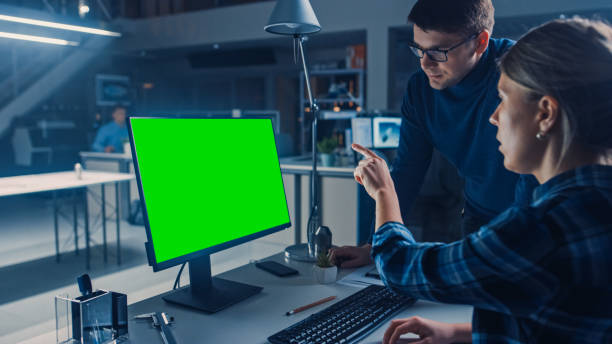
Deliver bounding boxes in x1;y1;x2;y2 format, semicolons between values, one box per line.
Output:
536;131;546;140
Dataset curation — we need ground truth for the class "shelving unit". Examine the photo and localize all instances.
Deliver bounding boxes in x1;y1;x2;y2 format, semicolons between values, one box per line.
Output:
299;68;365;154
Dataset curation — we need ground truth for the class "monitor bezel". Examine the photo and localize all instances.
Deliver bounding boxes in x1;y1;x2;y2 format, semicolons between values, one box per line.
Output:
127;114;292;272
372;116;402;149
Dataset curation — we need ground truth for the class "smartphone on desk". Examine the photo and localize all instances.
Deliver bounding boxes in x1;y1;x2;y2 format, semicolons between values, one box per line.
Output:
255;261;299;277
365;267;381;279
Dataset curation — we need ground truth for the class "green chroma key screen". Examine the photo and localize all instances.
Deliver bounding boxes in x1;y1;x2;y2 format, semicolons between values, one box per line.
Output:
130;117;291;264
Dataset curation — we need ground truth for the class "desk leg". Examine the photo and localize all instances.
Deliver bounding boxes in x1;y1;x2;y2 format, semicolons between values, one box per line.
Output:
127;184;131;219
294;175;301;245
122;161;132;219
116;182;121;265
102;185;107;263
73;189;78;255
53;191;59;262
84;188;90;270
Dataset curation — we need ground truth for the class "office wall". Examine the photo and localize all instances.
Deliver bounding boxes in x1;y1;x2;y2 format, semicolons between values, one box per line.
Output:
117;0;612;50
116;0;612;110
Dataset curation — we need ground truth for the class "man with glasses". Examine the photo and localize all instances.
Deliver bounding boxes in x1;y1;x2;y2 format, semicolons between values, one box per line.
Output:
330;0;537;268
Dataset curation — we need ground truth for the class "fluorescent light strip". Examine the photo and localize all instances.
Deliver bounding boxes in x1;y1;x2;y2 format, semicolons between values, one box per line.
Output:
0;31;79;46
0;14;121;37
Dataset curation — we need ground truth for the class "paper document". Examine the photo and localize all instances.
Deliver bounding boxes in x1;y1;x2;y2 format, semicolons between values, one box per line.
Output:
336;265;384;288
351;118;373;148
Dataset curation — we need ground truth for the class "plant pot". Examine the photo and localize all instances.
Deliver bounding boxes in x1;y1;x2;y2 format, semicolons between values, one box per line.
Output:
313;265;337;284
319;153;335;167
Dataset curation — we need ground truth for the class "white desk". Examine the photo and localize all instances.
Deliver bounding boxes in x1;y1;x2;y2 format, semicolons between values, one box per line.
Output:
79;151;136;220
127;253;472;343
79;153;364;246
279;156;368;246
0;171;134;269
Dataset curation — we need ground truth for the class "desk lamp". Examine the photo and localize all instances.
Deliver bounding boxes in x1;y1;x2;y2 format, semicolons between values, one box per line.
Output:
265;0;322;262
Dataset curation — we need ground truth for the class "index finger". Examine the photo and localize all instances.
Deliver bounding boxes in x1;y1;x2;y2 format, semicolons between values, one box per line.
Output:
383;320;403;344
351;143;379;159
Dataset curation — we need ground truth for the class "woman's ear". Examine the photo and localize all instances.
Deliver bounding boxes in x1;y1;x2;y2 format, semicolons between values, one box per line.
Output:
475;31;490;55
536;95;560;134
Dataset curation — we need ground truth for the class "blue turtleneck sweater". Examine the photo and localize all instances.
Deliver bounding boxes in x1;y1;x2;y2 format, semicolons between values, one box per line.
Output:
391;38;536;221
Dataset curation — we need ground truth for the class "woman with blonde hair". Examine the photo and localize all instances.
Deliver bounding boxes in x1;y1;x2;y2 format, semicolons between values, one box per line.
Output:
353;18;612;343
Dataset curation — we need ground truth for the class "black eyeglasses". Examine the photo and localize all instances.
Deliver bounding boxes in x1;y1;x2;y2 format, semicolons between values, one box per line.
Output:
408;33;478;62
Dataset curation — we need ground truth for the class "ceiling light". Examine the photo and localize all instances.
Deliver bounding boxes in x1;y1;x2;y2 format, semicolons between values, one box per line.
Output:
0;14;121;37
78;0;90;18
0;31;79;46
79;5;90;17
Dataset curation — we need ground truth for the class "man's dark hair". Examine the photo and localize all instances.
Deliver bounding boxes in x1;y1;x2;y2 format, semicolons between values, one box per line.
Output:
408;0;494;36
110;104;127;115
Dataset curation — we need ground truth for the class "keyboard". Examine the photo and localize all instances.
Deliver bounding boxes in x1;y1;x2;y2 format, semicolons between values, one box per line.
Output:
268;285;416;344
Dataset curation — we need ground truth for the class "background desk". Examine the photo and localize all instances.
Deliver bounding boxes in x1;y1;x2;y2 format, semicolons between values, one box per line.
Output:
127;253;472;343
279;156;360;247
78;153;366;248
0;171;134;269
79;151;137;221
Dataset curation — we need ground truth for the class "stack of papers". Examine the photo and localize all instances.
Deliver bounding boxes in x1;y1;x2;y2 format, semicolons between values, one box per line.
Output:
336;265;384;288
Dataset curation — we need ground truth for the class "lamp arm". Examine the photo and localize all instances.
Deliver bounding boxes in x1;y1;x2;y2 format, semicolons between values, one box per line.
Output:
297;36;319;212
298;36;321;257
298;36;316;110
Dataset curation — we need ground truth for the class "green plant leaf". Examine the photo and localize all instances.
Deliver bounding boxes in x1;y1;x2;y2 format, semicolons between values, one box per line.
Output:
317;136;338;154
316;252;333;268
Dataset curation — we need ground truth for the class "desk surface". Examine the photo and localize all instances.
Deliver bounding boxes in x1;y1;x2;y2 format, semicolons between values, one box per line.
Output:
279;156;355;177
0;171;134;197
79;152;356;177
127;253;472;343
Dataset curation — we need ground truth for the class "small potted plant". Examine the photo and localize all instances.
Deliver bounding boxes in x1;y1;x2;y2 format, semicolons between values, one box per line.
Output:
317;136;338;167
313;252;337;284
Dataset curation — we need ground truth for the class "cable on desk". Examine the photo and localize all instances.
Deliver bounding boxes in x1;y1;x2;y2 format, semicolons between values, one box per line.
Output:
173;262;186;290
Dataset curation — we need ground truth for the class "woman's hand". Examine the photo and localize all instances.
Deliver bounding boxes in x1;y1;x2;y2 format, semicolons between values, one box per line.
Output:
351;143;395;201
352;143;403;229
383;317;472;344
328;244;373;268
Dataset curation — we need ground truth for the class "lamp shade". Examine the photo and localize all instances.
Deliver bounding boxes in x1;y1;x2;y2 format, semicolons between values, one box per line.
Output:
264;0;321;35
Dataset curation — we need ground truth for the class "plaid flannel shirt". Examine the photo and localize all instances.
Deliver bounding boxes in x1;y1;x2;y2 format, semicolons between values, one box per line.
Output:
372;165;612;343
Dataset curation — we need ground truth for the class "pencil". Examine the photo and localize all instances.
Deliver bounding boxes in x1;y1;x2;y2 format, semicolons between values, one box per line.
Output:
286;296;337;316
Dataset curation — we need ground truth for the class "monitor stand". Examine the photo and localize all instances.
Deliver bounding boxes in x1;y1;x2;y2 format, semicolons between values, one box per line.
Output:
162;254;262;313
284;243;317;262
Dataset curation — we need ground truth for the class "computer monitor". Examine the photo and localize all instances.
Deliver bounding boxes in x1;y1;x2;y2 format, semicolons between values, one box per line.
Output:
128;115;291;313
351;116;402;149
351;117;373;148
372;117;401;149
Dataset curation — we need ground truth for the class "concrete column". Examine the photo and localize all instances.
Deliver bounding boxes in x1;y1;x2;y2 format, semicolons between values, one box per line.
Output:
366;25;389;110
265;74;276;111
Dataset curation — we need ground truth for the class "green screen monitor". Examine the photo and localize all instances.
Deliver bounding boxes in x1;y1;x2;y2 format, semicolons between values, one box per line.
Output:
128;115;291;312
